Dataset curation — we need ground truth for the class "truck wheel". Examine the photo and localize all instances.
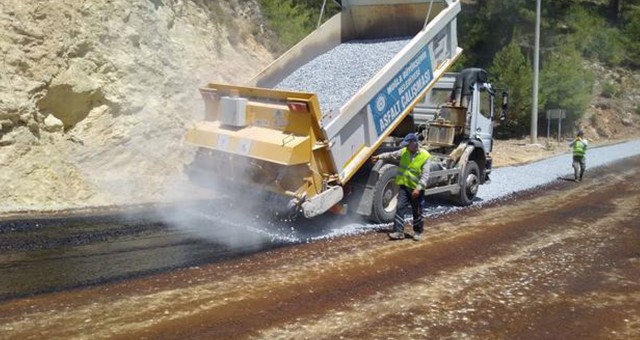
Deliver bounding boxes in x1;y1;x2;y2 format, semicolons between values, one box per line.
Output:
453;160;480;206
370;164;399;224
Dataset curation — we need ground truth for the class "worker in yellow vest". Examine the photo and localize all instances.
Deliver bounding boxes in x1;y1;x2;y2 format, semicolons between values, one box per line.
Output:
569;130;588;182
372;133;431;241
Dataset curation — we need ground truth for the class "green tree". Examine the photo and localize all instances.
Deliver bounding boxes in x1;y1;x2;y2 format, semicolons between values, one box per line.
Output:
621;5;640;67
565;5;625;66
259;0;313;50
259;0;341;52
458;0;561;69
490;38;533;137
298;0;341;27
609;0;640;24
539;45;594;122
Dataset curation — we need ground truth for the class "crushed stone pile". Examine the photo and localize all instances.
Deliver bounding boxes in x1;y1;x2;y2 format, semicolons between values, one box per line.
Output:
274;38;411;113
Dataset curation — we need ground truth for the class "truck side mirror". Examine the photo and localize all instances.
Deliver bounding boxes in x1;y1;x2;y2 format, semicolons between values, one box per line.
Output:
500;91;508;121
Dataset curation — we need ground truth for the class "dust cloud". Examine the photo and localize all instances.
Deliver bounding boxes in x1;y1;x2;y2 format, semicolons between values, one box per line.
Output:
153;154;384;248
152;155;286;249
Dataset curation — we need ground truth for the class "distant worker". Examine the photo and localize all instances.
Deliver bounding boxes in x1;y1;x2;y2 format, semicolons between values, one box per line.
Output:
569;130;588;182
372;133;431;241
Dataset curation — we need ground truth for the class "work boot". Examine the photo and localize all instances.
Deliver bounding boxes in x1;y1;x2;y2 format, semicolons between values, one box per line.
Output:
412;233;422;241
388;231;405;240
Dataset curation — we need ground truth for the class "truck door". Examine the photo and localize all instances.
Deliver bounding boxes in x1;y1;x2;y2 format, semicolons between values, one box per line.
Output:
468;83;494;152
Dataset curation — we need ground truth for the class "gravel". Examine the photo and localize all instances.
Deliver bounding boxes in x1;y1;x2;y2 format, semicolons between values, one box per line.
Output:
273;38;412;114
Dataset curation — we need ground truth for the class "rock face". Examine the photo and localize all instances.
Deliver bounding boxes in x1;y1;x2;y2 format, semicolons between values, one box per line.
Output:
43;115;64;132
0;0;273;211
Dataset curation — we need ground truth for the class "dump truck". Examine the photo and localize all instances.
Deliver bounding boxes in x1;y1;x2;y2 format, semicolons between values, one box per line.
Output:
185;0;507;223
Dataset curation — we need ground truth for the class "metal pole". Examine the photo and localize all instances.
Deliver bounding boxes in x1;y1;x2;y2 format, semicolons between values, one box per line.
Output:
547;116;550;140
558;115;562;141
423;0;435;29
531;0;541;144
317;0;328;28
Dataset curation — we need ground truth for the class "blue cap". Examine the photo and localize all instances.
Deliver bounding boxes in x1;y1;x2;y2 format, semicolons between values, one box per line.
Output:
400;133;419;147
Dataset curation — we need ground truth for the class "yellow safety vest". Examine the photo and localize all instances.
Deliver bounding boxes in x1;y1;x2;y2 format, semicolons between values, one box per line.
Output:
573;139;586;158
396;148;431;189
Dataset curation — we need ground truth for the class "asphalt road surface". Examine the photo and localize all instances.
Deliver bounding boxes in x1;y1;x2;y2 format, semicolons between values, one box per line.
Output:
0;156;638;339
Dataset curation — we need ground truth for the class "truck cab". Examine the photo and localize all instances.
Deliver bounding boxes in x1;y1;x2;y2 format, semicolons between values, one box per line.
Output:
355;68;508;223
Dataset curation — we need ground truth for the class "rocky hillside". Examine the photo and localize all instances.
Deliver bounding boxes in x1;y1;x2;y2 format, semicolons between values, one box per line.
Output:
585;62;640;141
0;0;274;211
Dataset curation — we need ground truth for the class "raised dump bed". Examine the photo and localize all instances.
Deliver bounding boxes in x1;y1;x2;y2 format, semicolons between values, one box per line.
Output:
185;0;463;218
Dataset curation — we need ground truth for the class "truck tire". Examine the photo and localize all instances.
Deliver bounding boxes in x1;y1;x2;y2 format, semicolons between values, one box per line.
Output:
453;160;480;206
370;163;399;224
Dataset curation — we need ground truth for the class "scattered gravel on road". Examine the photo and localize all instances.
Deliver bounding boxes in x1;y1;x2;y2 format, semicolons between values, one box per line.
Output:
298;140;640;241
478;140;640;204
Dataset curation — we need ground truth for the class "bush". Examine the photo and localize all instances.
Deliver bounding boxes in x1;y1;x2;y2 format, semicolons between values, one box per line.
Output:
591;28;626;66
601;82;617;98
635;104;640;115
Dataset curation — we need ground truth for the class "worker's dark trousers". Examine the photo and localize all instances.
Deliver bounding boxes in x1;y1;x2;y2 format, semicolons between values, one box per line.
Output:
572;155;586;180
393;186;425;234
